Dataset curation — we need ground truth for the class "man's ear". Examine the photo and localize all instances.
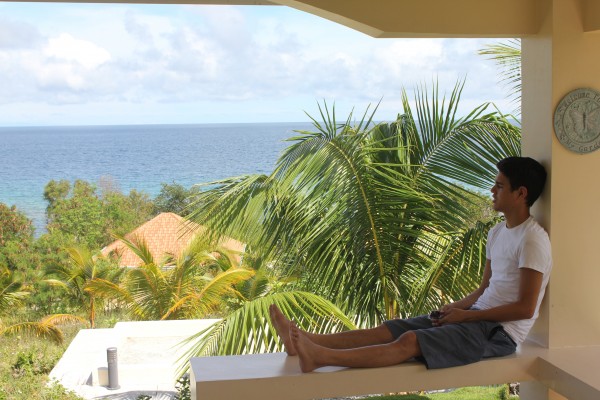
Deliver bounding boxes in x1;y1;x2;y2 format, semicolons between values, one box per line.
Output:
518;186;529;203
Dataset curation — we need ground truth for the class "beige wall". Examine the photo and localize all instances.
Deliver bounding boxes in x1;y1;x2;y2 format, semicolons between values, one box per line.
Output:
522;0;600;349
546;0;600;348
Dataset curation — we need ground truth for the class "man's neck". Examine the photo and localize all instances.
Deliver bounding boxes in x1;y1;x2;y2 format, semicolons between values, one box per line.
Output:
504;209;531;229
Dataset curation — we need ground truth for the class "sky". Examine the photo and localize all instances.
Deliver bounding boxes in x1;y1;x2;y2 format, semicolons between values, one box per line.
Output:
0;2;516;126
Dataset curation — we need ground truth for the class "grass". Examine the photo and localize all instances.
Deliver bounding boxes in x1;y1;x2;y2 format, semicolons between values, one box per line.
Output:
0;310;127;400
366;385;513;399
0;322;84;400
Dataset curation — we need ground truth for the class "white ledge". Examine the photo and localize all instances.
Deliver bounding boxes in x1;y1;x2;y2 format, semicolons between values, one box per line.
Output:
189;341;546;400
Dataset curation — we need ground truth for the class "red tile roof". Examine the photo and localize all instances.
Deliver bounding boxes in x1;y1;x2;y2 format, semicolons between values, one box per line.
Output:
101;212;244;267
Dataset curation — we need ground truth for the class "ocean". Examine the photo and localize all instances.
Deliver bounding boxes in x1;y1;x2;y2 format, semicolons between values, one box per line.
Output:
0;122;314;235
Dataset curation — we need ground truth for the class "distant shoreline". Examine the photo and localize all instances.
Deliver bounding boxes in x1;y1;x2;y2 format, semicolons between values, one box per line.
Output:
0;121;315;130
1;122;314;236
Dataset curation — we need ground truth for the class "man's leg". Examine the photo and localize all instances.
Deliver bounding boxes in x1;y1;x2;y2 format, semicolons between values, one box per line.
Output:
290;323;422;373
269;305;395;356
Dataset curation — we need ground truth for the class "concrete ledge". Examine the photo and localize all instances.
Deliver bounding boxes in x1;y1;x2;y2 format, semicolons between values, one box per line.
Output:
536;346;600;400
189;341;545;400
50;328;118;387
50;319;220;399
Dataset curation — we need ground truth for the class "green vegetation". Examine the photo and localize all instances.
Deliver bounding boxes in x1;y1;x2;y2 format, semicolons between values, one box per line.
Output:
479;39;521;118
44;179;154;249
1;317;82;400
369;385;512;399
0;180;205;397
0;267;84;344
87;235;254;320
0;204;34;273
44;247;126;328
153;181;200;216
183;81;519;359
170;379;512;400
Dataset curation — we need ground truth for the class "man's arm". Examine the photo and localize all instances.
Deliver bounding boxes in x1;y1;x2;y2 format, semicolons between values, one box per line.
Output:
439;266;544;325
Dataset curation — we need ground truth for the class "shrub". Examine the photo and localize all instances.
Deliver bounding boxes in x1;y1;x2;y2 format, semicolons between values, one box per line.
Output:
175;374;191;400
11;350;57;377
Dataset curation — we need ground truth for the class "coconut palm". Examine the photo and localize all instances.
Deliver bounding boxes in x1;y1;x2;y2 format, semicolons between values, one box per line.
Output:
176;250;356;374
187;81;520;342
45;246;125;328
178;291;354;375
479;39;522;117
1;267;83;343
85;235;256;320
1;314;84;344
0;267;28;314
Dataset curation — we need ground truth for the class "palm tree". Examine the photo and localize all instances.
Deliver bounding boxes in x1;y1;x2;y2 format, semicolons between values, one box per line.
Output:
86;235;254;320
0;267;83;344
0;267;28;313
185;81;520;355
177;291;354;377
178;248;355;366
479;39;521;117
45;246;125;328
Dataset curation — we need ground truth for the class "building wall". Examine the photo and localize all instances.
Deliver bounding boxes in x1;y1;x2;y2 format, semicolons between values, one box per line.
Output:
545;0;600;348
524;0;600;349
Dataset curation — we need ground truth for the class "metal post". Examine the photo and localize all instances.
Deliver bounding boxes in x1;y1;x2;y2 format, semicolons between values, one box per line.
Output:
107;347;120;390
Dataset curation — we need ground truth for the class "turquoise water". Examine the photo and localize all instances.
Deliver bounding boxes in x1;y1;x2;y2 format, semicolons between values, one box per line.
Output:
0;122;313;234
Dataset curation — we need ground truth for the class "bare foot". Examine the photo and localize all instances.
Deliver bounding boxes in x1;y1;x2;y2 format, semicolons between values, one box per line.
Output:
290;322;323;373
269;304;297;356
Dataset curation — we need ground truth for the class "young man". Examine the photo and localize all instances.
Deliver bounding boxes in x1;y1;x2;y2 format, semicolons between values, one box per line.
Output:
270;156;551;373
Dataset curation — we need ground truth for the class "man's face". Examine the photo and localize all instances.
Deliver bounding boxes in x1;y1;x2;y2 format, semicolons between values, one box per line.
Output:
491;172;521;212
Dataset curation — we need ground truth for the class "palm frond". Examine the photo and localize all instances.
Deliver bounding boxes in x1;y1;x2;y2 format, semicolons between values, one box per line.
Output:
188;174;275;248
403;219;497;316
161;268;254;319
478;39;521;117
2;314;86;344
0;268;29;313
113;234;156;266
2;322;64;344
406;80;520;191
175;290;355;376
40;313;87;325
184;82;520;335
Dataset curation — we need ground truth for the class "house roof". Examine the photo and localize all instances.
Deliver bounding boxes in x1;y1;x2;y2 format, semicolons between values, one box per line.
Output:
101;212;244;267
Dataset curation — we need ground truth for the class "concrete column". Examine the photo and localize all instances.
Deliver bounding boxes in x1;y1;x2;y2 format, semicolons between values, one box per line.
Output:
521;1;600;397
521;382;551;400
521;382;570;400
523;0;600;350
546;0;600;349
521;0;553;350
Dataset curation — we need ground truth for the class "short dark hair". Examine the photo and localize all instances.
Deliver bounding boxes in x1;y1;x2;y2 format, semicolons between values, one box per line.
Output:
497;157;547;207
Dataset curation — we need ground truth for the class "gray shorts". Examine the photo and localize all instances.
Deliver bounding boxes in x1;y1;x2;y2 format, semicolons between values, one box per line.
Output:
384;315;517;369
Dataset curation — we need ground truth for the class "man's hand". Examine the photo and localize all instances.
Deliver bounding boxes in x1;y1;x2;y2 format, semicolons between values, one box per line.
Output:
430;304;460;326
436;307;469;325
440;304;457;314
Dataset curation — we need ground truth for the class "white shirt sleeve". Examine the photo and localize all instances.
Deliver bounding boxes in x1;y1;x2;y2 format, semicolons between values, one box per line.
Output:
519;231;552;274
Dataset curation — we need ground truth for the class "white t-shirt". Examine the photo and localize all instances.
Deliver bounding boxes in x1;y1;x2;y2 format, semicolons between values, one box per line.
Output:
473;216;552;344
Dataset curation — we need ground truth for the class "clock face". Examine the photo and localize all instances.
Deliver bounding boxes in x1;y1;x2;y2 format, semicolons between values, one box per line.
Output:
554;88;600;154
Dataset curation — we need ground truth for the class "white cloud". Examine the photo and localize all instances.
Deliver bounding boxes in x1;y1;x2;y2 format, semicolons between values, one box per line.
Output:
0;3;515;125
44;33;111;69
384;39;445;66
36;63;85;91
